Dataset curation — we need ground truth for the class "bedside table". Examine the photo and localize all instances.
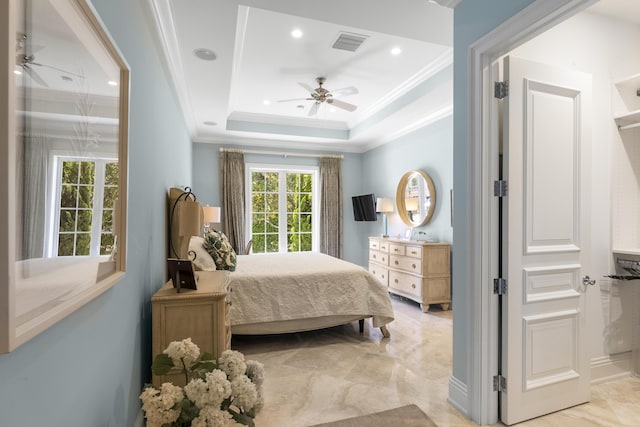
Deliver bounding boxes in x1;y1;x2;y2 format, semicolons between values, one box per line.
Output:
151;270;231;386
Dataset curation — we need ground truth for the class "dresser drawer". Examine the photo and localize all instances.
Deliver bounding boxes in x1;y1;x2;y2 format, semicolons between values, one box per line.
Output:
390;254;421;274
369;250;388;265
369;263;389;286
389;270;422;299
379;241;390;252
406;245;422;259
369;240;380;250
389;243;405;256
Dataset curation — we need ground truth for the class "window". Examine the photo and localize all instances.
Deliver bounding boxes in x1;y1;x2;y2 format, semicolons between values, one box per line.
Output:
51;157;118;257
247;165;319;253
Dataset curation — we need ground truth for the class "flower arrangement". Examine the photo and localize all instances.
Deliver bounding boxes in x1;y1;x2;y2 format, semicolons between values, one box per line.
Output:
140;338;264;427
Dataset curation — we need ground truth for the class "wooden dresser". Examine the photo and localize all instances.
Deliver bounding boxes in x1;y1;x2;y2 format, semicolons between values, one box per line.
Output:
368;237;451;312
151;270;231;386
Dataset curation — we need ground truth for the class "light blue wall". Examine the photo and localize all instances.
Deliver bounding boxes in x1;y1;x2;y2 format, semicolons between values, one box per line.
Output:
0;1;191;426
452;0;535;386
192;143;364;264
360;116;453;264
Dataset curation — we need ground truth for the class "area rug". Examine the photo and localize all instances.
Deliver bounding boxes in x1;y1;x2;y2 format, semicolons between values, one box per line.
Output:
308;404;438;427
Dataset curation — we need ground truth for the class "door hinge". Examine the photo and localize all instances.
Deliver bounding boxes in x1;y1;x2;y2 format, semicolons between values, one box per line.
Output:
494;81;508;99
494;278;507;295
494;180;508;197
493;375;507;392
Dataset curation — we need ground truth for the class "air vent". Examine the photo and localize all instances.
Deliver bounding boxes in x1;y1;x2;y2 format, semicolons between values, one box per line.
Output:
331;32;369;52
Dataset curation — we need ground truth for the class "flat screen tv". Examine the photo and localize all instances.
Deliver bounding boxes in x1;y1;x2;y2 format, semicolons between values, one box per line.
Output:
352;193;377;221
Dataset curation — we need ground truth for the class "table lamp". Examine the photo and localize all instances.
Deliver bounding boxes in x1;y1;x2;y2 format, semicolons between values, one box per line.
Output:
202;205;221;236
376;197;394;237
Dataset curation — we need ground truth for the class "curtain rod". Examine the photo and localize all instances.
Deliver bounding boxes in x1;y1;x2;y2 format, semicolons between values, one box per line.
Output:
219;147;343;159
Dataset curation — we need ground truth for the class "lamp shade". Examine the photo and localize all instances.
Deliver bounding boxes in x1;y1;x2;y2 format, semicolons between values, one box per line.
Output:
203;205;221;223
376;197;394;213
405;197;419;211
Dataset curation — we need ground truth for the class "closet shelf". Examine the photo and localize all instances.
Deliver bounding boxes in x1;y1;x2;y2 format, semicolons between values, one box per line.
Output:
614;73;640;90
612;248;640;256
614;110;640;130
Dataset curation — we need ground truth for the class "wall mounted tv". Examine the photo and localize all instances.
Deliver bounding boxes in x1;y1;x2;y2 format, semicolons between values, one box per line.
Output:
352;193;377;221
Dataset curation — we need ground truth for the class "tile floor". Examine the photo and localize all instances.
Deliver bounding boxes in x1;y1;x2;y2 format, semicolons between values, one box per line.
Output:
232;296;640;427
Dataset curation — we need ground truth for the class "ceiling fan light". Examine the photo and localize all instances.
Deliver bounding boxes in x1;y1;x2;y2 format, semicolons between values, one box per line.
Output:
291;29;303;39
391;47;402;56
14;69;22;75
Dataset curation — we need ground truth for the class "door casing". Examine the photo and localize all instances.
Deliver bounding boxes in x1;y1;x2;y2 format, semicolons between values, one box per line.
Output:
462;0;597;424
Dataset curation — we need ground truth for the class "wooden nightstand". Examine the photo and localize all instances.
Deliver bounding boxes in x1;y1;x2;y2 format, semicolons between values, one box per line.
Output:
151;270;231;386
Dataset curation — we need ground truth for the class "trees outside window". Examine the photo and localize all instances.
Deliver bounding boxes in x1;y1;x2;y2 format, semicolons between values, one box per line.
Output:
54;157;118;257
247;165;318;254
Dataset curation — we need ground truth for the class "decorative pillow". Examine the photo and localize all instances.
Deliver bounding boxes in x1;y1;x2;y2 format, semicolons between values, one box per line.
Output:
203;230;237;271
188;236;216;271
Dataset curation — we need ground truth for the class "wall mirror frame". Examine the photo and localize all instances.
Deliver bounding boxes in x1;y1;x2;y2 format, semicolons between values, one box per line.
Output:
396;170;436;228
0;0;129;353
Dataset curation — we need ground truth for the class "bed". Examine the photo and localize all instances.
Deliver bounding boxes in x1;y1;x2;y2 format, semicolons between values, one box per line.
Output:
227;252;394;337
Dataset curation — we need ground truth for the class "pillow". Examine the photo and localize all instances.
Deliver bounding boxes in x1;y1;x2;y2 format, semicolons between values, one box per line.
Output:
203;230;237;271
188;236;216;271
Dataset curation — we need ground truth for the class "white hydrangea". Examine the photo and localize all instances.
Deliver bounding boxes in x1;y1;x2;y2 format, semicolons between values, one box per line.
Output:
191;406;233;427
164;337;200;368
139;383;184;427
184;369;232;409
230;375;258;411
219;350;246;379
245;360;264;388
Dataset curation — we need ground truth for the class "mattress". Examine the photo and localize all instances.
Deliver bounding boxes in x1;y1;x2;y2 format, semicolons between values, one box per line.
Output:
228;252;394;334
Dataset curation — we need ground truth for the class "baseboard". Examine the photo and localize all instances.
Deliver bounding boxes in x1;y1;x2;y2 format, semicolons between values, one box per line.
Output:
134;408;145;427
590;351;633;385
447;375;469;417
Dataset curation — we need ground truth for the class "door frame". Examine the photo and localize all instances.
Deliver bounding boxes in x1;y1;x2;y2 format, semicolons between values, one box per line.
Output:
465;0;597;424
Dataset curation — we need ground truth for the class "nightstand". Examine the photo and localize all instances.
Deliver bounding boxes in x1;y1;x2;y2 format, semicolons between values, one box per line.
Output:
151;270;231;386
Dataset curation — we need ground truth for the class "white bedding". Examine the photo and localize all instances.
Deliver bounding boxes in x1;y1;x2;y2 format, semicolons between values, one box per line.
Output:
229;252;394;333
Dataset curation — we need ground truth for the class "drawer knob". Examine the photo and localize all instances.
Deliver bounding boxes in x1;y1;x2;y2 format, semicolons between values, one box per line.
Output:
382;275;385;279
373;254;376;259
395;260;399;265
394;279;399;284
372;270;376;274
412;284;416;289
412;264;416;269
411;251;417;255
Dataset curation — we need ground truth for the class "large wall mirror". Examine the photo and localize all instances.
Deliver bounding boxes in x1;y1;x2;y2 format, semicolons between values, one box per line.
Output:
0;0;129;352
396;170;436;228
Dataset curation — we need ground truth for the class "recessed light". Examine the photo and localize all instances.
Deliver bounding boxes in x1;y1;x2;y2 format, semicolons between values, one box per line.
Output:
296;105;304;109
193;48;217;61
108;80;118;86
14;69;22;75
263;100;271;105
291;29;303;39
391;47;402;56
203;121;217;126
61;75;73;82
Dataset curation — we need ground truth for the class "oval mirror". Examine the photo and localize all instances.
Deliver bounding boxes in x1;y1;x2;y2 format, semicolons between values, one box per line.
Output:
396;170;436;227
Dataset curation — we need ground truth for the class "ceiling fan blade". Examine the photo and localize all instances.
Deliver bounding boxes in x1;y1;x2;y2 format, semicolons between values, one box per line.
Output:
308;102;320;117
277;97;312;103
23;65;48;87
298;82;315;94
330;86;359;98
327;98;357;112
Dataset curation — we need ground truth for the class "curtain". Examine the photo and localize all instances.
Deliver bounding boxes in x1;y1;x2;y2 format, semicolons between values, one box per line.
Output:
319;157;343;258
220;150;246;254
21;135;49;260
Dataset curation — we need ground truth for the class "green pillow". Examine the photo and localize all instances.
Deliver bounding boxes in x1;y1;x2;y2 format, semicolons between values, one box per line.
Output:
203;230;237;271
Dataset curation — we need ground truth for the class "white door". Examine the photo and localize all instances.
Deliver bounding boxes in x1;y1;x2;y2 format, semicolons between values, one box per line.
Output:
500;56;593;425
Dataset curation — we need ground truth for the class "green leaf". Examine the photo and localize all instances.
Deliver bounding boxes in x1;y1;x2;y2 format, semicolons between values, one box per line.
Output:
229;409;255;427
152;353;174;375
200;351;215;361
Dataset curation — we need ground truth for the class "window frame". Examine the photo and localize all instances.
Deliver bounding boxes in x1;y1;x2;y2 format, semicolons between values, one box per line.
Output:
245;163;320;253
47;155;117;258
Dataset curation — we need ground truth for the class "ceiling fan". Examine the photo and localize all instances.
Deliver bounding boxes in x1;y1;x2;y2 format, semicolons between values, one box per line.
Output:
15;33;83;87
278;77;359;116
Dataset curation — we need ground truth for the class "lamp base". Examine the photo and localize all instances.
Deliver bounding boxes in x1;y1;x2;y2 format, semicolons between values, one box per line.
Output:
381;234;389;238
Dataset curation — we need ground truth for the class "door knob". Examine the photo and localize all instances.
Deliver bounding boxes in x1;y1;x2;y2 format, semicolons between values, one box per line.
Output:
582;275;596;286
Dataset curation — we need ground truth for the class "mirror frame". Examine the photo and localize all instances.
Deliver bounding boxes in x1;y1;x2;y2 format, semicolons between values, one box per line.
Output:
0;0;129;353
396;170;436;228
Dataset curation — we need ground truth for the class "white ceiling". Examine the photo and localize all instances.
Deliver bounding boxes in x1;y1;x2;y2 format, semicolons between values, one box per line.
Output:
148;0;638;153
149;0;455;153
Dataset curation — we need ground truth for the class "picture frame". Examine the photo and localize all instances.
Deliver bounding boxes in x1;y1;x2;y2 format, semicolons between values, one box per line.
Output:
167;259;198;292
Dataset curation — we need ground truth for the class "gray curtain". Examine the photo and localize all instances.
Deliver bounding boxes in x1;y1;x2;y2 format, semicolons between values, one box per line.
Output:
22;135;49;260
220;150;246;254
319;157;343;258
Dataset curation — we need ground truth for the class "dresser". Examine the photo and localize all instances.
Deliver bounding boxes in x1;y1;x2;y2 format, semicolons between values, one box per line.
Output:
368;237;450;312
151;270;231;386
